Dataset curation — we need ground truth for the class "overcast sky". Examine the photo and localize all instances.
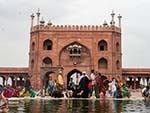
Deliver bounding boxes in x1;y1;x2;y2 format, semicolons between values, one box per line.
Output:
0;0;150;68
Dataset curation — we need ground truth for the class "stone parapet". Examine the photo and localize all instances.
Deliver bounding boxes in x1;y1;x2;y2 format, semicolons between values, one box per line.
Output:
31;24;121;33
0;67;29;74
122;68;150;75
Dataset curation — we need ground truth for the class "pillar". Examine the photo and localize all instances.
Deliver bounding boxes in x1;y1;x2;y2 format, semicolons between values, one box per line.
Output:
142;78;146;87
137;77;141;88
2;77;5;86
146;77;149;86
14;77;17;87
133;77;136;89
129;77;132;89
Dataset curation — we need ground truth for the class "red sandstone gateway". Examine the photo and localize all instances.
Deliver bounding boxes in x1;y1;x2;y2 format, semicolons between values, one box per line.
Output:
0;10;149;91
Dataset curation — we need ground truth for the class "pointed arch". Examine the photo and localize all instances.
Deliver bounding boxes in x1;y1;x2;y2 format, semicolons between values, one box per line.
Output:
43;39;53;50
67;69;82;87
32;42;35;51
98;57;108;69
98;40;108;51
43;57;52;66
59;41;91;66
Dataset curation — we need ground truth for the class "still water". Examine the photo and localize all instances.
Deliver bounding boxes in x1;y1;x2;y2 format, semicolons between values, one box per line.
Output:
8;98;150;113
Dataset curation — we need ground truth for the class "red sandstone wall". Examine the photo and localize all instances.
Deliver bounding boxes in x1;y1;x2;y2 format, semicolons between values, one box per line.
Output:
29;25;122;90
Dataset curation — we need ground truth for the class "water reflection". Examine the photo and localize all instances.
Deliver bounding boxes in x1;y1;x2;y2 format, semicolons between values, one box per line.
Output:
8;99;150;113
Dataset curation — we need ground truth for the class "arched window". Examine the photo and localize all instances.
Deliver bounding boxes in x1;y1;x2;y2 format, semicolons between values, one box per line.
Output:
32;42;35;51
116;42;119;52
116;60;120;69
43;39;52;50
98;40;108;51
31;59;34;69
43;57;52;66
98;58;108;69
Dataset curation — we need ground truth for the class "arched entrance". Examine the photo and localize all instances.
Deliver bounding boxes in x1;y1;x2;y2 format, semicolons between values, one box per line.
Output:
41;66;63;87
67;69;82;88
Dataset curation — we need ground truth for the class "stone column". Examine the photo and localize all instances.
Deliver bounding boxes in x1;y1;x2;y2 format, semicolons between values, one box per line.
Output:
2;77;5;86
5;76;8;86
143;78;146;86
14;77;17;87
133;77;136;89
129;77;132;89
146;77;149;86
138;77;141;88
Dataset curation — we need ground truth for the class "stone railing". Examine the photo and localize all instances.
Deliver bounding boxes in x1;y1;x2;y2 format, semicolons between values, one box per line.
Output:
31;24;121;33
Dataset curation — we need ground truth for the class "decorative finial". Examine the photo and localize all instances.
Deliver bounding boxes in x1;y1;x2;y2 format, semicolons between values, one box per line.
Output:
103;20;108;27
47;19;52;25
36;8;40;25
110;10;115;26
40;17;45;25
30;13;35;27
118;14;122;28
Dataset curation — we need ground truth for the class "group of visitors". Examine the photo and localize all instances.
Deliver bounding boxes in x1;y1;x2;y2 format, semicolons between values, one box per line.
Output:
107;77;131;98
0;70;131;99
0;76;36;99
66;70;131;98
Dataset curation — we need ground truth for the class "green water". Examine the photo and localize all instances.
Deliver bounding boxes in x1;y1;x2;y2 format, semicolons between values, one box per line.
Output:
8;99;150;113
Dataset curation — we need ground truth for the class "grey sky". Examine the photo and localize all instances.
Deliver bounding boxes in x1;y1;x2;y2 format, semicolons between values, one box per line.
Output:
0;0;150;68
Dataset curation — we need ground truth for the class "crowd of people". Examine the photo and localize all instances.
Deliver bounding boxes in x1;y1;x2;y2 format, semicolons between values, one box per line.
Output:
1;69;146;100
46;70;131;98
0;70;150;111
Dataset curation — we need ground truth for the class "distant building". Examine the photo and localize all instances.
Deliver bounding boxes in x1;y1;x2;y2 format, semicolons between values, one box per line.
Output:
0;10;149;90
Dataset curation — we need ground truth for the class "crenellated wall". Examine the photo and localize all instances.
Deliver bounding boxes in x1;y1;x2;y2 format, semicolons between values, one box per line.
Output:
31;24;121;33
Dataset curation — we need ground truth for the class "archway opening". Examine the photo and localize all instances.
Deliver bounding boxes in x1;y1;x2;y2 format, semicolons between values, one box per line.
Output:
32;42;35;51
98;40;108;51
43;57;52;67
43;39;53;50
98;58;108;69
67;69;82;88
